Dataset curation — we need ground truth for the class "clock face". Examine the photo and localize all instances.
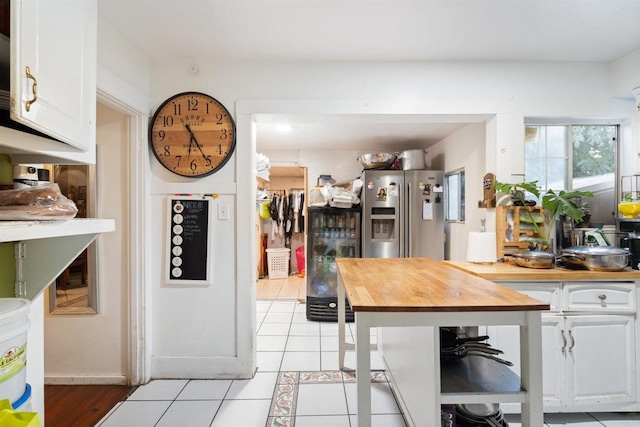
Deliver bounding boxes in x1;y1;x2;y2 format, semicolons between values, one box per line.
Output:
149;92;236;177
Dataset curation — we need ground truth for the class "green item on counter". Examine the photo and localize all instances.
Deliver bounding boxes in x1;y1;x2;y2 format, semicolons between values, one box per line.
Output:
0;400;41;427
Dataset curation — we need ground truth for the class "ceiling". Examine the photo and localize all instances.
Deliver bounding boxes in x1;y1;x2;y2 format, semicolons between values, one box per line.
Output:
98;0;640;153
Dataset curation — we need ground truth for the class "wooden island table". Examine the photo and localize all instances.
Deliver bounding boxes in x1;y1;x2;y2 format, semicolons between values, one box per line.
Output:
336;257;550;426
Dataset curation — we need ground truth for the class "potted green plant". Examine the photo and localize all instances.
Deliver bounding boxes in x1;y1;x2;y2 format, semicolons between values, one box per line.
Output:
494;180;593;251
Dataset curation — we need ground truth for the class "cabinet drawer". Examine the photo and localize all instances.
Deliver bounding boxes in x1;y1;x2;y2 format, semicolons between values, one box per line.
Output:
499;281;561;311
564;282;636;313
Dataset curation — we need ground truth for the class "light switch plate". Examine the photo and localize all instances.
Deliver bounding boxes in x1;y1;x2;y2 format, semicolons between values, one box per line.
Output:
218;203;230;220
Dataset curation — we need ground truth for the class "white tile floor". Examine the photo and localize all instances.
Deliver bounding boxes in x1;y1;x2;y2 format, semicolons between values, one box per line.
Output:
96;300;640;427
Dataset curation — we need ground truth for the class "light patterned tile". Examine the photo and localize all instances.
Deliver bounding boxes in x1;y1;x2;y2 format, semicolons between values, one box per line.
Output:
266;415;295;427
299;371;344;384
269;383;297;417
277;371;299;385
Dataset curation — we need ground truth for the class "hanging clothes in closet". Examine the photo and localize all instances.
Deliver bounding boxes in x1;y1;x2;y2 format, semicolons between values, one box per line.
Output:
266;189;305;246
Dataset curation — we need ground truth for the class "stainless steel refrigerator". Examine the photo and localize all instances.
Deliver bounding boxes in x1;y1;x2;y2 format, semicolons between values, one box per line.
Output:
361;169;445;259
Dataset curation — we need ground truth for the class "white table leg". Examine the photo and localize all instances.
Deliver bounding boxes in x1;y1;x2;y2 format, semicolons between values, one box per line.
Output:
520;311;544;427
430;326;442;425
356;312;372;427
338;272;346;370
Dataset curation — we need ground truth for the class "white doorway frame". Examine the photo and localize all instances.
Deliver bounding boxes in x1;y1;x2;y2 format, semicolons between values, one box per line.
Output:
96;86;150;385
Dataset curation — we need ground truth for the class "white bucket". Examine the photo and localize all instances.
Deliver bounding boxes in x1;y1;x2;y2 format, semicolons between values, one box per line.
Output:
0;298;30;404
11;383;32;412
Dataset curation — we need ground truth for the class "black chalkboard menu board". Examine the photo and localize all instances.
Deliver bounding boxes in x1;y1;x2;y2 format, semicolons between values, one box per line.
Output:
166;197;212;284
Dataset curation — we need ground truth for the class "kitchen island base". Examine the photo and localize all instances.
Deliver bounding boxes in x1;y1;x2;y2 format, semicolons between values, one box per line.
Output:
336;257;548;427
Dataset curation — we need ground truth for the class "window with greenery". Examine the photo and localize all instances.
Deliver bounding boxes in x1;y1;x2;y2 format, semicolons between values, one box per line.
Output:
445;169;465;222
525;125;616;191
524;124;617;225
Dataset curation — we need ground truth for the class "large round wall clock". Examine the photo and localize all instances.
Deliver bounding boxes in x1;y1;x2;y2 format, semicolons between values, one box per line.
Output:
149;91;236;177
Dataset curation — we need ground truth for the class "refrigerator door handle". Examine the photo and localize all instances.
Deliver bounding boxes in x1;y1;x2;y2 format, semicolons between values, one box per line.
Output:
407;181;412;257
398;181;404;258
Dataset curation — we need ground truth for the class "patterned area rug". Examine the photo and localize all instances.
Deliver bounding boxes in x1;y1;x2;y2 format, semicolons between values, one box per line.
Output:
266;370;389;427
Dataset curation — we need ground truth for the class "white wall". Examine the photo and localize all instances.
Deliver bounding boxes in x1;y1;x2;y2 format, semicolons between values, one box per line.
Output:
144;57;637;380
427;123;487;261
43;104;130;384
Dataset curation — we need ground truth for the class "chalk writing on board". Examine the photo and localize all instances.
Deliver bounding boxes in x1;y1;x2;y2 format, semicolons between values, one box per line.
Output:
168;198;210;283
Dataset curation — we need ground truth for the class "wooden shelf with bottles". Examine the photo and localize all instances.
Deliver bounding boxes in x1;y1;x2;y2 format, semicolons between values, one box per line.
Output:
496;205;545;257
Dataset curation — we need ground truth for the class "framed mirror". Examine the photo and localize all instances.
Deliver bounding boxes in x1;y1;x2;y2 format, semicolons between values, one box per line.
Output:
48;164;99;314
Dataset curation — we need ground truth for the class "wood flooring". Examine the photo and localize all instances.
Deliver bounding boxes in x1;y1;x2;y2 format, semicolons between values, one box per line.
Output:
42;283;299;426
44;384;134;427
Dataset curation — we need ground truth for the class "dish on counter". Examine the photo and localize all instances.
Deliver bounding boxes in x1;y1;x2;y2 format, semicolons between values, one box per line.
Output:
560;246;629;271
510;250;556;269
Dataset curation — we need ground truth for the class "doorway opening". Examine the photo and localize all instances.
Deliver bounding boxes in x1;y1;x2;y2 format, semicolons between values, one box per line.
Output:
256;165;308;301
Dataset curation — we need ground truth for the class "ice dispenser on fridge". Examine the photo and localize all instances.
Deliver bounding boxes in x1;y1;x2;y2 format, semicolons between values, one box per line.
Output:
361;169;444;259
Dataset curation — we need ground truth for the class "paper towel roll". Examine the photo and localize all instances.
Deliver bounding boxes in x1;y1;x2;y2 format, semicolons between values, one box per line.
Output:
467;231;497;263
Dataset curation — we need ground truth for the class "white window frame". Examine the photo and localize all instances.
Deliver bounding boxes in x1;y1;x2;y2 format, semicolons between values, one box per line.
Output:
445;168;465;222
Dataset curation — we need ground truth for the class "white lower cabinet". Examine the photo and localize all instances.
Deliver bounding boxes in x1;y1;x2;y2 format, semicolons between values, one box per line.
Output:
485;280;637;412
567;314;636;406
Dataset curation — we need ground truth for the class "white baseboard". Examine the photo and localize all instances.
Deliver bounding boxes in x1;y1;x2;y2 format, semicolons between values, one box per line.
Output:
44;376;129;385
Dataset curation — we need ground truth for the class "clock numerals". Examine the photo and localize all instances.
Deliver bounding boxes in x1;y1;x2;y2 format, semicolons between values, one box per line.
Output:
150;92;236;177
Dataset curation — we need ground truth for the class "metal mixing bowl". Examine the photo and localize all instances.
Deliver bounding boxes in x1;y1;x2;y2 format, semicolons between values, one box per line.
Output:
357;152;397;169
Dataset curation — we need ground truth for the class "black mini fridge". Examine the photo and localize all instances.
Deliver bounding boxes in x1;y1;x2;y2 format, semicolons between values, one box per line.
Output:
306;206;360;321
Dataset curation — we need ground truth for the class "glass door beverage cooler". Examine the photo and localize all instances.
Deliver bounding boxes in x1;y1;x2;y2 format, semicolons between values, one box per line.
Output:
306;206;360;321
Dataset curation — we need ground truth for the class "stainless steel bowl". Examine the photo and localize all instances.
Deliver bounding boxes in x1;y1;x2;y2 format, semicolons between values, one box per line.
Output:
510;250;556;269
357;152;397;169
560;246;630;271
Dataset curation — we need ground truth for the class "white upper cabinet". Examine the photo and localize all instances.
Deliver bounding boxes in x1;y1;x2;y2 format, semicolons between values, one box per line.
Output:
5;0;97;164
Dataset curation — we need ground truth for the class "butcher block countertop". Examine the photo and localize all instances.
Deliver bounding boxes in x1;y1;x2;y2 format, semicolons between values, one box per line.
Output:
335;257;549;313
443;260;640;281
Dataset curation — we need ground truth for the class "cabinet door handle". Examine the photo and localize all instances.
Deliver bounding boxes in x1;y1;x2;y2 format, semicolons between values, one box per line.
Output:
25;66;38;112
568;329;575;352
561;329;567;354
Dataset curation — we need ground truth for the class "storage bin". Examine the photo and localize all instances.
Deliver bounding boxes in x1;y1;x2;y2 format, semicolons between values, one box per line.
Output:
0;298;30;405
266;248;290;279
